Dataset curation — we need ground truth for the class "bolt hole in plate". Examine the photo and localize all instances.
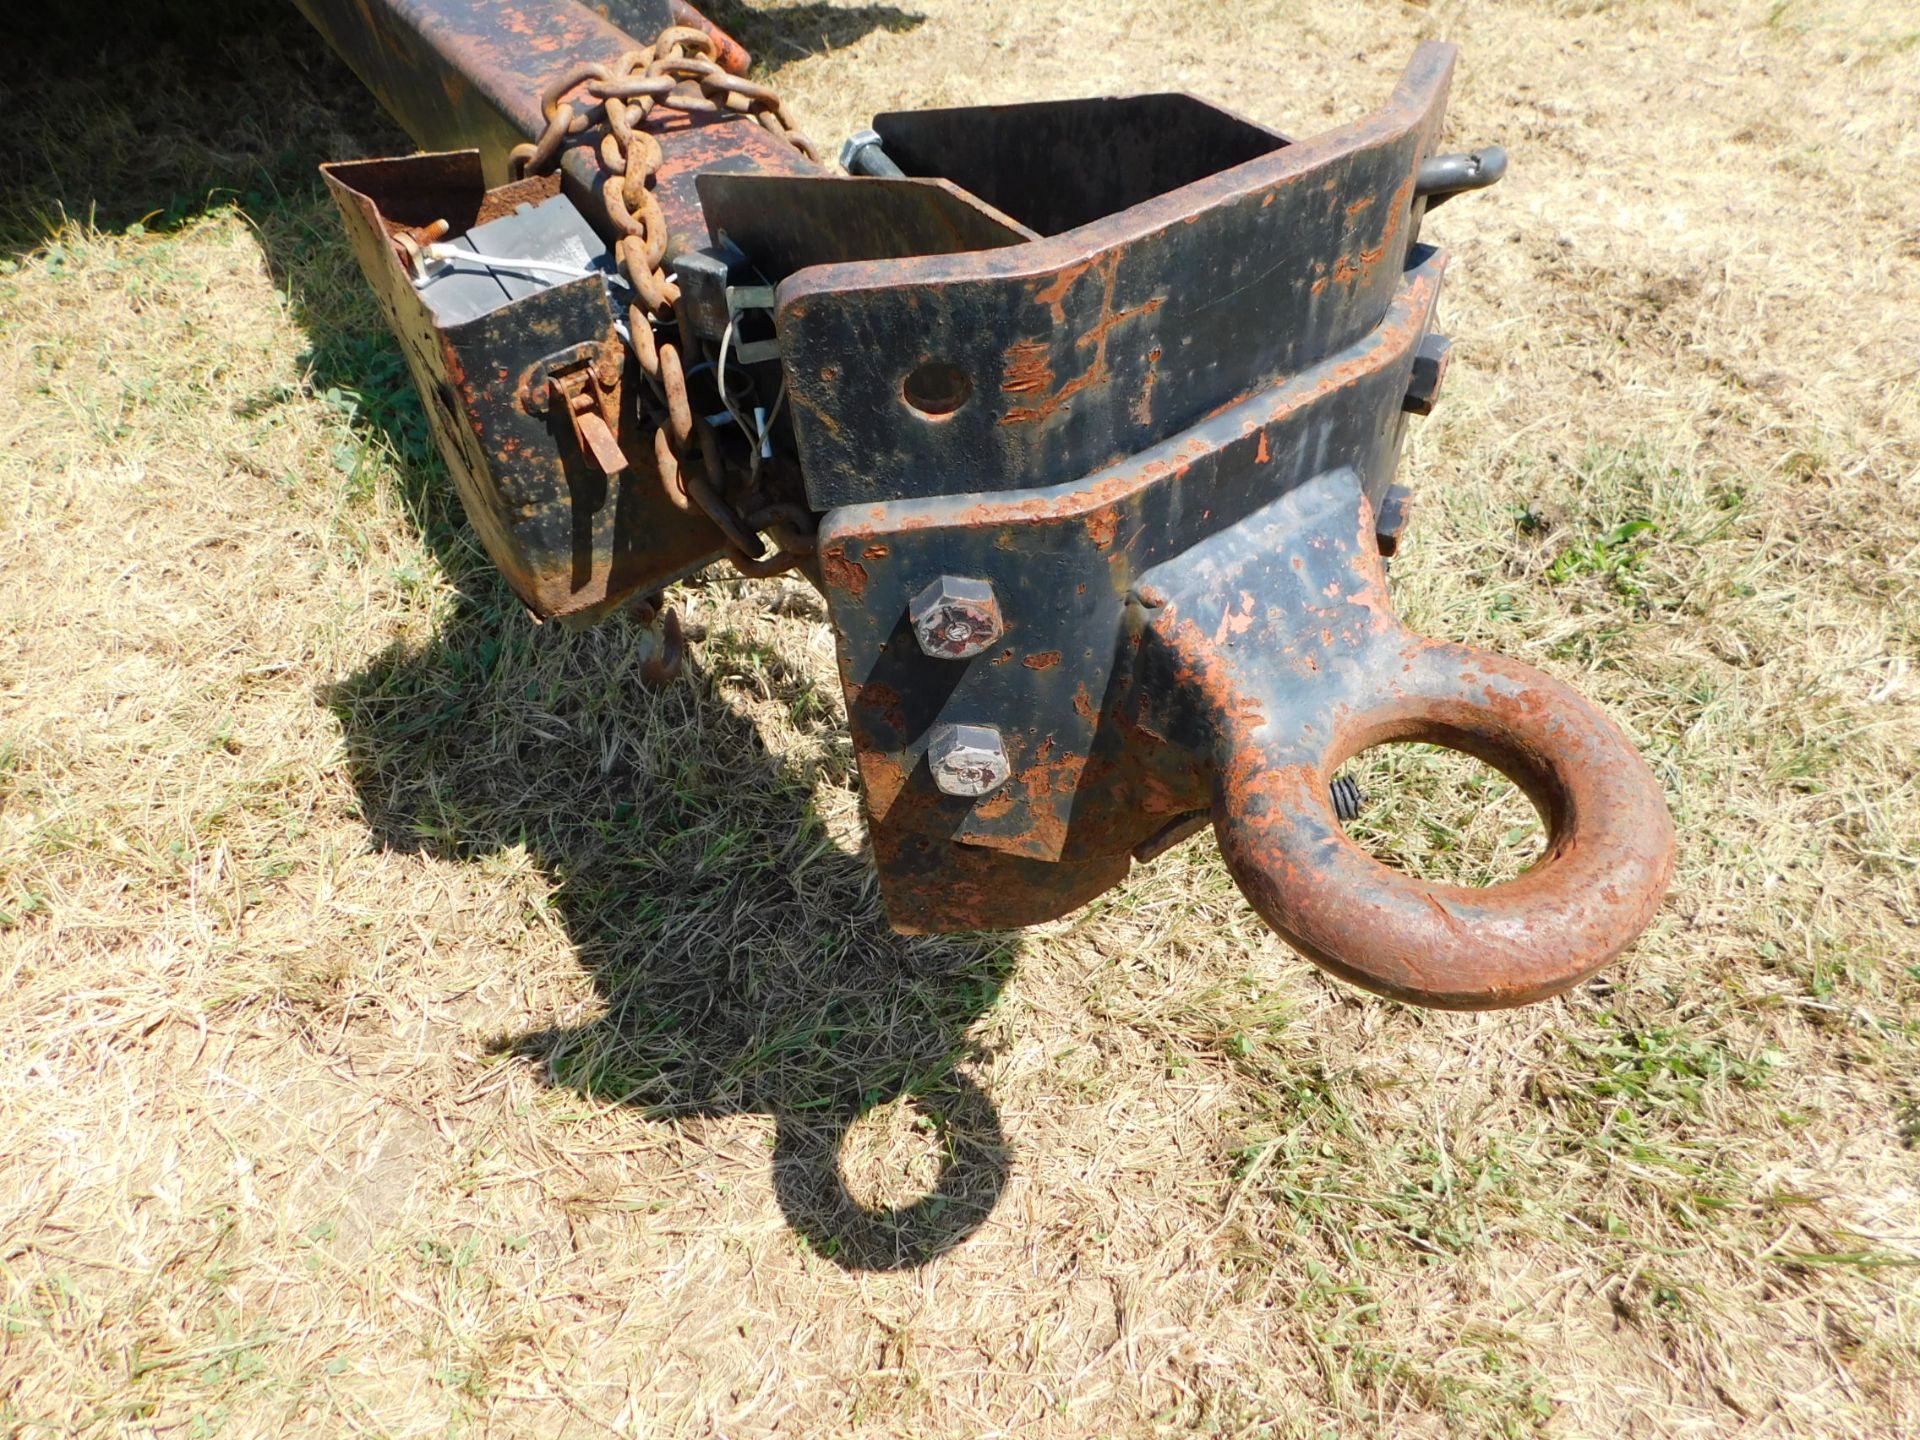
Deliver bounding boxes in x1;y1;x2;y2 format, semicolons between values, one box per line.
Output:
1338;742;1543;887
901;360;971;417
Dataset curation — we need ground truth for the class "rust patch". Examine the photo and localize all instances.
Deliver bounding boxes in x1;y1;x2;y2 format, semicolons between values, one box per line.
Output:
859;680;902;718
1023;651;1063;670
1077;293;1164;352
820;545;867;597
1003;252;1162;427
974;790;1017;820
856;750;908;819
1132;358;1159;424
1030;259;1094;325
1002;338;1054;395
790;387;845;442
828;259;1443;549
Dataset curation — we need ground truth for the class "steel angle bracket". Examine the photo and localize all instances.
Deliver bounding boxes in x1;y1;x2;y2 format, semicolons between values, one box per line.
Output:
305;0;820;627
322;153;732;625
785;44;1673;1007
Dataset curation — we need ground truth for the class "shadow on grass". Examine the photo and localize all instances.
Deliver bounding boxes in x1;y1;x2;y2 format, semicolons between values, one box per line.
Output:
692;0;924;64
0;0;918;257
323;623;1017;1271
10;0;1012;1271
0;0;408;258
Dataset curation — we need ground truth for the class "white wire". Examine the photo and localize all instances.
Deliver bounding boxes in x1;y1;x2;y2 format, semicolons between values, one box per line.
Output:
717;313;787;476
716;315;750;436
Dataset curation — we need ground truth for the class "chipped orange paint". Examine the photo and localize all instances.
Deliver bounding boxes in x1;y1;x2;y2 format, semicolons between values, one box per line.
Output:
1211;591;1257;645
1001;338;1053;395
1002;251;1165;427
1030;259;1094;326
819;546;867;598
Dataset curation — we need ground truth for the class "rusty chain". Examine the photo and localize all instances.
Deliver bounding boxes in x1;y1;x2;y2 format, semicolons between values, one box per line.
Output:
509;24;819;592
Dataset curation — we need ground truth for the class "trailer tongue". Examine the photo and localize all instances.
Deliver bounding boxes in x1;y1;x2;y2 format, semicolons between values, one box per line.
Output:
300;0;1674;1008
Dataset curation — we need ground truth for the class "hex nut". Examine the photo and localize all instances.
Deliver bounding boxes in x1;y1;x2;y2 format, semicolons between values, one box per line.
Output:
910;575;1003;659
928;723;1010;798
1403;332;1452;416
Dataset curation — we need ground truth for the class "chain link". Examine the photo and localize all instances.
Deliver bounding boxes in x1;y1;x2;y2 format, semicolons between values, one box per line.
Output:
508;26;818;588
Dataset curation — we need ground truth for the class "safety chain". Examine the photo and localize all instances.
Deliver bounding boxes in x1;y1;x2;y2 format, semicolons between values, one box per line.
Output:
509;24;819;585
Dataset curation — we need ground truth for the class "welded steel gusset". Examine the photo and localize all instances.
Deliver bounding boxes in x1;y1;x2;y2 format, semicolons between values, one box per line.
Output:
301;0;1675;1008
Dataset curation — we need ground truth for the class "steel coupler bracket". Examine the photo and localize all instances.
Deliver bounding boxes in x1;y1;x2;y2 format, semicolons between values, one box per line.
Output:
769;44;1674;1006
304;0;1673;1009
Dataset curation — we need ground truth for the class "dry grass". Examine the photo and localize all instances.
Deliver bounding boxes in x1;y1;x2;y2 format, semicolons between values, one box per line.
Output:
2;0;1918;1434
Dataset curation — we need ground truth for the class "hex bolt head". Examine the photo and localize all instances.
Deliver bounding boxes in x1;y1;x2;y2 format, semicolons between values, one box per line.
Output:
838;127;883;172
928;723;1010;798
909;575;1003;659
838;127;905;178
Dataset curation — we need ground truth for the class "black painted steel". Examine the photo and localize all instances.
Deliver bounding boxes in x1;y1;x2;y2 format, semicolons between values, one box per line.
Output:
696;174;1036;277
773;50;1454;510
872;94;1288;237
299;4;1673;1000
